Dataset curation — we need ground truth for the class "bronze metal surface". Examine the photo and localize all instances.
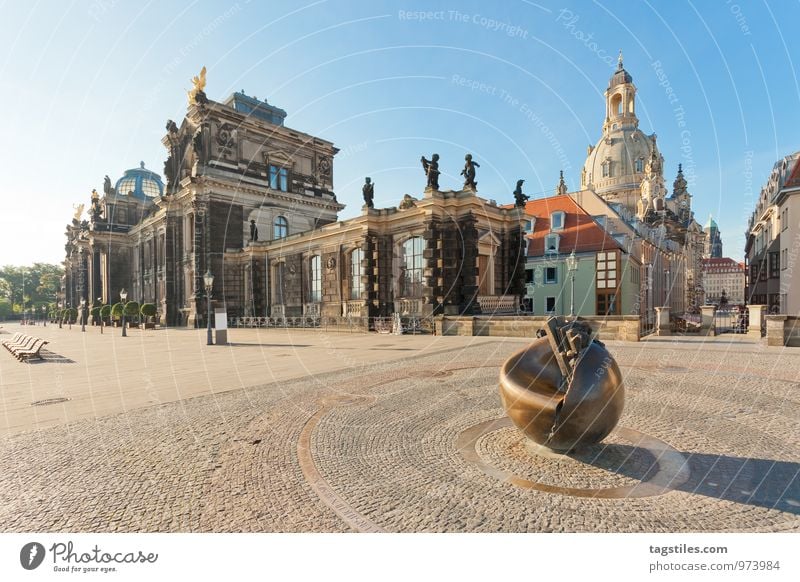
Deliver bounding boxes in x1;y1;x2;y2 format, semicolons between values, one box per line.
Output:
499;336;625;451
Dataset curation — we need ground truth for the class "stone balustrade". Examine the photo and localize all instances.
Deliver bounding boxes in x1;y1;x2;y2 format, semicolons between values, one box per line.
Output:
477;295;518;314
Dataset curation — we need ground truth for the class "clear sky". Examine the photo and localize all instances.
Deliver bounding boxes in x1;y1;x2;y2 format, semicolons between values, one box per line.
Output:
1;0;797;265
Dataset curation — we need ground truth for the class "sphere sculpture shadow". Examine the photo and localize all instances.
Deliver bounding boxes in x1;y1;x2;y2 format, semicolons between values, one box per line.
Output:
499;317;625;452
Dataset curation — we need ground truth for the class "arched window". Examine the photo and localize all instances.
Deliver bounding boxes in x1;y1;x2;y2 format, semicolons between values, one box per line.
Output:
602;160;611;178
309;255;322;302
611;93;622;116
400;237;424;297
273;216;288;240
635;158;644;173
350;248;364;300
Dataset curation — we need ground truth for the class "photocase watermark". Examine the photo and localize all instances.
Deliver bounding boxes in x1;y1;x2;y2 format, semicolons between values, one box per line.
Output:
651;60;696;186
19;540;158;574
450;74;572;172
726;0;752;36
398;9;529;39
555;8;615;68
87;0;121;22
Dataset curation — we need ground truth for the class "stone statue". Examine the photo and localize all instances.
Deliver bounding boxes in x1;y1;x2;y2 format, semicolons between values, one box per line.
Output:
188;66;208;106
249;219;258;242
362;177;374;208
166;119;178;134
192;130;205;164
90;189;102;220
461;154;479;190
399;194;417;209
103;175;112;196
421;154;440;190
72;203;85;223
513;179;529;207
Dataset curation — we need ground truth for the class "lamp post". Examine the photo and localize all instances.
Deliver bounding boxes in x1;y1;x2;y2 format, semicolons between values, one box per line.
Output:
58;302;63;329
566;250;578;317
98;297;104;335
203;270;214;346
80;298;86;332
42;305;46;327
120;288;128;337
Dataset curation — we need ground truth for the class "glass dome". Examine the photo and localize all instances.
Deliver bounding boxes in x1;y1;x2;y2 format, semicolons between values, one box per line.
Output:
114;162;164;199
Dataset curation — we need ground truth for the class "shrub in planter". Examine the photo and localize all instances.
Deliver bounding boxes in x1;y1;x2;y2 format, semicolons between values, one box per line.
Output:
110;303;123;325
100;304;111;324
124;301;140;327
66;308;78;324
90;306;101;323
140;303;157;329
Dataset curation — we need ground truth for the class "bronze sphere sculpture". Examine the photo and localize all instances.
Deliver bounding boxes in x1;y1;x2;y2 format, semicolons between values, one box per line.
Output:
499;317;625;451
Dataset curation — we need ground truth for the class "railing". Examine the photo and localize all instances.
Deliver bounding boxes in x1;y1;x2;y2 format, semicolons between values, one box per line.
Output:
342;301;364;318
396;298;423;315
478;295;518;314
225;315;435;335
304;303;321;317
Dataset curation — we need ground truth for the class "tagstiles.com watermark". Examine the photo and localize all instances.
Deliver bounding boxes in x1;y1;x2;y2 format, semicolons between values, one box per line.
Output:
19;541;158;574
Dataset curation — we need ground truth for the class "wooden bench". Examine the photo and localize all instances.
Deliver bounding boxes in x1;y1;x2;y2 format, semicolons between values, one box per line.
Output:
2;333;49;361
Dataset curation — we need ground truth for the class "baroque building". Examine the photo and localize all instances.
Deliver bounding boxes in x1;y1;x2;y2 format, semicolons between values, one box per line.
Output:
550;55;705;319
746;150;800;314
62;72;526;326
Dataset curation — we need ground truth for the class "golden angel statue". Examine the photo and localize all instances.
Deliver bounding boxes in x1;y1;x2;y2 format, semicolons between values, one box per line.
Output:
72;203;85;222
188;66;208;106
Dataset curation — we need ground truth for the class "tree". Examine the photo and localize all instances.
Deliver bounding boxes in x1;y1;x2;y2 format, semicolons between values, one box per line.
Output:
0;263;63;315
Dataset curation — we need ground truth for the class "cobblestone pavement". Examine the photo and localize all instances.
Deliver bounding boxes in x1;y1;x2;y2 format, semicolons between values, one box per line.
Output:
0;332;798;532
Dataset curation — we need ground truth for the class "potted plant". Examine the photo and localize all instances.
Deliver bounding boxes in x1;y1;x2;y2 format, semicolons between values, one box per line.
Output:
140;303;157;329
124;301;140;328
100;304;112;326
110;303;123;327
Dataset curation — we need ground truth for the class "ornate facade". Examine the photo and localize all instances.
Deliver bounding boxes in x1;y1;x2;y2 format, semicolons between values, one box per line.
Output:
62;76;525;326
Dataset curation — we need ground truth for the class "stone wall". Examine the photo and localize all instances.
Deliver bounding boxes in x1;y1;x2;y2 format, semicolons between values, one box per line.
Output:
437;315;641;341
766;315;800;347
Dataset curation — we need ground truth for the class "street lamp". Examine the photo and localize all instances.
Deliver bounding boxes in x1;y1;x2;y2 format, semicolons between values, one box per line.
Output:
98;297;104;334
120;288;128;337
203;270;214;345
42;305;46;327
58;302;63;329
80;298;86;332
566;250;578;317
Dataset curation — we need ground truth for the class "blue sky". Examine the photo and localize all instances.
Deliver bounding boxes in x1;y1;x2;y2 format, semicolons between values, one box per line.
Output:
1;0;797;265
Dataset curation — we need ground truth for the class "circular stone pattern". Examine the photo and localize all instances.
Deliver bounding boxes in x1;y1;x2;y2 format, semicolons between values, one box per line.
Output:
476;425;658;491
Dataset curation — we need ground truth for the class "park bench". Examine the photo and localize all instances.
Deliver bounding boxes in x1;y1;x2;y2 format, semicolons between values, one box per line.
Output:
2;334;49;361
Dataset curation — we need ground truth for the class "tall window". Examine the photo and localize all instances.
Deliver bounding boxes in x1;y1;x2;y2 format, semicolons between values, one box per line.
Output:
350;248;364;300
635;158;644;173
550;211;565;230
596;251;620;315
400;237;424;297
310;256;322;302
602;160;611;178
274;262;286;304
273;216;288;240
269;165;289;191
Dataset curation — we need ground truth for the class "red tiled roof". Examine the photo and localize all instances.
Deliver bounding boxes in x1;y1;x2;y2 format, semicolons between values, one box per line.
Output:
524;195;623;255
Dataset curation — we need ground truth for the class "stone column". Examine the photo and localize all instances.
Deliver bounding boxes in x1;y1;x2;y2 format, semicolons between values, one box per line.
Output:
654;306;670;336
700;305;716;336
765;315;787;347
747;304;765;338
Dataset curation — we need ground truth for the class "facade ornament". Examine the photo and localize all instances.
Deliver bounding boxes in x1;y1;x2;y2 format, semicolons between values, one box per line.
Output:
461;153;479;190
421;154;440;190
326;257;336;270
103;175;113;197
513;179;528;207
166;119;178;134
249;219;258;242
72;203;85;223
317;156;331;180
556;170;568;196
362;177;374;208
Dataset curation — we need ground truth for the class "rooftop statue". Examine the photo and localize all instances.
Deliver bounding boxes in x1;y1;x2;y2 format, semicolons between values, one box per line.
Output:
513;179;529;206
461;153;479;190
72;203;85;223
362;177;374;208
188;66;208;106
421;153;440;190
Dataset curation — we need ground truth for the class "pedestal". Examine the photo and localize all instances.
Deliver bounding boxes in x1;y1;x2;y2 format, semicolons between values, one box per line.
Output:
654;306;670;336
747;304;765;338
700;306;716;336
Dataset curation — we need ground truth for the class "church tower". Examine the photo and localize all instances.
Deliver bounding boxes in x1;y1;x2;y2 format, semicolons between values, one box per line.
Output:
582;52;662;215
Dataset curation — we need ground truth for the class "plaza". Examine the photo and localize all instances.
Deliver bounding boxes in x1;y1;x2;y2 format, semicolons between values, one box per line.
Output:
0;323;797;533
